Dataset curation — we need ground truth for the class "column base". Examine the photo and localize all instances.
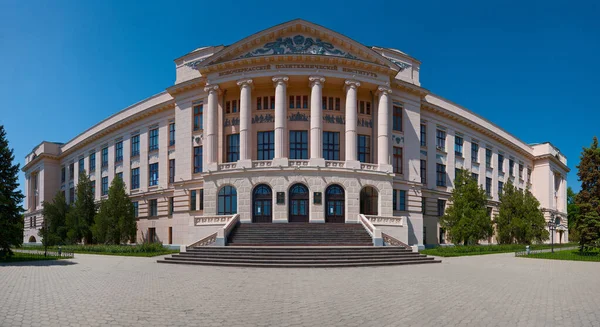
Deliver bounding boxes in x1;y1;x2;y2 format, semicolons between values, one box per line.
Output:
345;160;361;169
237;159;253;169
272;158;289;167
309;158;326;167
378;164;393;173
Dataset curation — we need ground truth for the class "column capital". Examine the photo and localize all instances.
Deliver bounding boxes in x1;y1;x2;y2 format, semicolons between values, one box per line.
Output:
376;85;393;96
236;79;254;88
344;80;361;91
272;76;289;86
204;84;220;93
309;76;326;87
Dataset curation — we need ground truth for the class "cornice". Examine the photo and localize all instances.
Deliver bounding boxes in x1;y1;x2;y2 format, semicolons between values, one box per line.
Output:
21;154;60;172
167;77;207;96
534;154;570;173
392;80;429;98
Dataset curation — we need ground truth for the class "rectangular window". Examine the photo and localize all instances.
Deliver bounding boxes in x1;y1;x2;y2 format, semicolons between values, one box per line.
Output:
131;135;140;157
115;141;123;163
509;159;515;176
436;164;447;187
498;154;504;172
169;159;175;184
89;153;96;173
455;136;463;157
519;164;524;179
149;199;158;217
335;98;340;111
498;181;504;196
289;131;308;159
116;172;123;181
393;105;403;131
69;163;74;180
101;177;108;196
358;101;365;114
199;189;204;210
357;135;371;163
323;131;340;160
91;180;95;196
420;159;427;184
485;148;492;168
256;97;262;110
366;102;371;115
149;129;159;152
61;166;66;183
471;143;479;163
472;173;479;182
527;168;532;183
296;96;301;109
289;96;294;109
271;96;276;109
169;197;174;216
169;123;175;146
420;124;427;147
436;130;446;151
79;158;85;174
263;96;269;110
393;147;403;174
328;97;334;111
193;146;203;173
399;190;406;211
257;131;275;160
226;134;240;162
133;201;139;217
149;163;159;186
437;199;446;216
422;197;427;215
232;100;238;113
439;228;446;244
302;95;308;109
131;168;140;190
69;187;75;203
101;147;108;167
190;190;197;211
193;104;203;130
486;177;492;197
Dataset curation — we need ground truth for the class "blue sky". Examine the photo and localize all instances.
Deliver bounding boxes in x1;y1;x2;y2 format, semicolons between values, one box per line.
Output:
1;0;598;194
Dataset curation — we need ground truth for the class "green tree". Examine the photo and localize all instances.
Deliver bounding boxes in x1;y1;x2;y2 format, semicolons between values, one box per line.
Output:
39;191;70;246
92;176;136;244
66;171;96;244
567;187;580;242
0;126;24;259
496;181;549;244
575;137;600;251
440;168;493;244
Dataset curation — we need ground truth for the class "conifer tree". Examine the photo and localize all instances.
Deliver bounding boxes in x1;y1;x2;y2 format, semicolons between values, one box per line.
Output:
92;176;136;244
0;125;24;259
496;181;548;244
66;171;96;244
39;191;70;246
575;137;600;251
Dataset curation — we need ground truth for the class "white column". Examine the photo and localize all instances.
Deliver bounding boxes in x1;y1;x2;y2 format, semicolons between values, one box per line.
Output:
272;76;289;166
377;86;393;172
309;76;325;166
204;85;219;171
344;80;360;168
237;79;253;168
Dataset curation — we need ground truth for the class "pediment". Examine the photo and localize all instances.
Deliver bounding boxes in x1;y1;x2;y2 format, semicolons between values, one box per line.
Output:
238;34;359;60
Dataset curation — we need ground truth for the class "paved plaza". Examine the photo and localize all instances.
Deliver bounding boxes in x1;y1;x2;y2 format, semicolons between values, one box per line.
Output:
1;252;598;327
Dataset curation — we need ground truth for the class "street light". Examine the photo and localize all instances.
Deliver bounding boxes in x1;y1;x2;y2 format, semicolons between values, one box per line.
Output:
547;214;561;253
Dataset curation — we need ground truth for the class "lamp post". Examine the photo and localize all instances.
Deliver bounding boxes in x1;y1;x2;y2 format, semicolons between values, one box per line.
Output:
547;214;559;253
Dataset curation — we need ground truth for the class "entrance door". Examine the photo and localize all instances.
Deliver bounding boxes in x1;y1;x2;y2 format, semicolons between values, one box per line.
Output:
289;183;309;223
252;184;273;223
325;184;345;223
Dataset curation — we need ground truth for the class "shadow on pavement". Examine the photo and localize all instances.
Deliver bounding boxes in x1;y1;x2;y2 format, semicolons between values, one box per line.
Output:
0;259;78;267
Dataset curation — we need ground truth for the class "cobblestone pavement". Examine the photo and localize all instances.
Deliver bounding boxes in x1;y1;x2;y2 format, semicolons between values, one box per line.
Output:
1;252;599;327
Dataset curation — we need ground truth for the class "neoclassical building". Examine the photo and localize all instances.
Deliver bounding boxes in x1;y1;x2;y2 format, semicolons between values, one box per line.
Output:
22;19;569;247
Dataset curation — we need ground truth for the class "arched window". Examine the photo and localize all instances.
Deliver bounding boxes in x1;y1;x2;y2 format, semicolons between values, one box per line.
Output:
218;186;237;215
360;186;378;215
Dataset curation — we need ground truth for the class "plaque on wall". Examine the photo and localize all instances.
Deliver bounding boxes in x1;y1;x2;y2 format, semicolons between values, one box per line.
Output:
314;192;322;205
276;192;285;205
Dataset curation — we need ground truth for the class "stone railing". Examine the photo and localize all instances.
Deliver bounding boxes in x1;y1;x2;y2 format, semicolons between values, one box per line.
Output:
289;160;309;167
216;213;240;246
360;163;378;171
382;232;410;249
358;214;383;246
194;215;233;226
188;232;217;248
366;215;404;226
252;160;273;168
325;160;345;168
218;162;237;170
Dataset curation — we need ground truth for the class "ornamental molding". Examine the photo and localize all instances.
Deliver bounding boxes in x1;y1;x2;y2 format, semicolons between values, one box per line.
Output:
238;35;358;60
224;117;240;127
308;75;326;87
288;112;309;122
323;114;345;125
377;85;393;95
236;79;254;88
251;114;274;124
204;84;220;93
194;216;231;226
272;76;289;86
344;79;361;91
184;58;207;70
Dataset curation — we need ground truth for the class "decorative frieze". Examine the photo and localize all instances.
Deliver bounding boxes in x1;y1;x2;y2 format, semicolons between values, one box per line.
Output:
239;35;357;59
224;117;240;127
366;215;404;226
252;114;274;124
194;215;232;226
323;114;344;125
289;112;309;122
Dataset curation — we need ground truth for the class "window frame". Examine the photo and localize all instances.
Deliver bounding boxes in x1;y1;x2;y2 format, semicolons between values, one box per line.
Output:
393;147;403;174
226;134;240;163
357;134;371;163
392;105;403;131
149;163;159;187
193;104;203;131
193;146;203;173
289;130;308;160
436;163;447;187
436;130;446;151
455;136;463;157
169;123;176;146
148;128;159;152
323;131;340;161
131;168;140;190
257;130;275;161
131;135;140;157
115;141;123;163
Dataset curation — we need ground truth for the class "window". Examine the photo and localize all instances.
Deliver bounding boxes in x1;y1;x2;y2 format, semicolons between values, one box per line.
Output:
471;143;479;163
226;134;240;162
439;228;446;244
133;201;139;217
263;96;269;110
393;189;397;211
257;131;275;160
436;164;447;187
485;148;492;168
509;159;515;176
455;168;461;180
472;173;479;182
69;187;75;203
131;135;140;157
61;166;66;183
116;172;123;181
69;163;74;180
358;101;371;115
498;181;504;196
420;159;427;184
436;130;446;151
422;197;427;214
498;154;504;172
393;105;402;131
193;146;203;173
328;97;334;110
169;159;175;184
115;141;123;163
486;177;492;197
225;100;238;113
199;189;204;210
271;96;276;109
131;168;140;190
101;147;108;168
420;124;427;147
393;147;403;174
190;190;197;211
91;180;95;196
296;96;302;109
193;104;203;130
89;153;96;173
289;95;295;109
218;186;237;215
101;177;108;196
169;123;175;146
335;98;340;111
149;199;158;217
437;199;446;216
323;131;340;161
519;164;524;179
257;97;262;110
357;135;371;163
455;136;463;157
396;190;407;211
79;158;85;174
149;163;159;186
527;168;532;183
289;131;308;159
149;129;159;152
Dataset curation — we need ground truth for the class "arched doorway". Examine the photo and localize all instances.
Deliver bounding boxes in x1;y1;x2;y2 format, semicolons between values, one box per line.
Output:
28;235;36;243
253;184;272;223
289;183;309;223
360;186;378;215
325;184;345;223
218;185;237;215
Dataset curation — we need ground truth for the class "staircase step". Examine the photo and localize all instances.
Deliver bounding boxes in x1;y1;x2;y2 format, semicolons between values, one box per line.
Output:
157;258;441;268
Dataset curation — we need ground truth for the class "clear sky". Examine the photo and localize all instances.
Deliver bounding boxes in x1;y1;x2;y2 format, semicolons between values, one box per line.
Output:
1;0;598;194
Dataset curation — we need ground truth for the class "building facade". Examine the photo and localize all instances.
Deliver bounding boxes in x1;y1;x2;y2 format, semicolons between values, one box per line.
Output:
22;20;570;247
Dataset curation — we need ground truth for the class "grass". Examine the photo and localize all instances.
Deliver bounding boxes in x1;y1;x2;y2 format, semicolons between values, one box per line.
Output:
524;249;600;262
420;242;577;257
0;252;63;263
20;243;179;257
